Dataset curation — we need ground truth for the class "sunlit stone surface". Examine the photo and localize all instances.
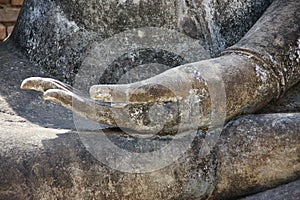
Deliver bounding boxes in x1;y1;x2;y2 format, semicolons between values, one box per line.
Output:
0;0;299;199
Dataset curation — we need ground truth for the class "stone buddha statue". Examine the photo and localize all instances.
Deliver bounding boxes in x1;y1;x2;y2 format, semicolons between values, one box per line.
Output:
0;0;298;199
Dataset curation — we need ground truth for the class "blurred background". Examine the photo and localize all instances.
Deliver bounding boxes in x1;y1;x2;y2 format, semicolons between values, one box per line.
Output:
0;0;23;41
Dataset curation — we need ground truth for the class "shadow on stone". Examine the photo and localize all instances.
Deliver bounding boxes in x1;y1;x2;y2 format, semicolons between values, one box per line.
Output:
0;41;74;129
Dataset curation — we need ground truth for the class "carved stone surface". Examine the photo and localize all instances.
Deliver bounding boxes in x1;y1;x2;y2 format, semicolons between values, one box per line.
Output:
11;0;273;83
241;179;300;200
0;0;299;199
0;80;299;199
20;0;300;135
0;36;299;200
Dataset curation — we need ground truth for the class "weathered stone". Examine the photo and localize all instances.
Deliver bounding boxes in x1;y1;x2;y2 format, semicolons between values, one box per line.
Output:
240;179;300;200
0;100;298;199
213;113;300;199
11;0;273;83
21;0;300;135
0;0;299;199
0;42;299;200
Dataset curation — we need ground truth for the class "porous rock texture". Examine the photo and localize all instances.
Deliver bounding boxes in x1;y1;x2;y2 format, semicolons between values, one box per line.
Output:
0;48;299;198
0;0;299;199
11;0;273;83
0;51;299;199
18;0;300;135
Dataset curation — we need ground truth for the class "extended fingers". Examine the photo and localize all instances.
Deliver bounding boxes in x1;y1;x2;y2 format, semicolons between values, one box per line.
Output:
43;88;117;126
21;77;67;92
20;77;79;94
43;89;74;109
